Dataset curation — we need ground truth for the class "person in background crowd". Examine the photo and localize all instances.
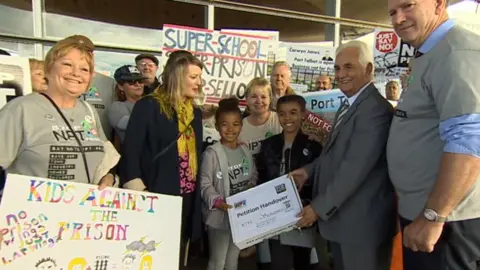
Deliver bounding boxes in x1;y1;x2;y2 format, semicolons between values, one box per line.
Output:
0;35;118;194
108;65;145;146
257;95;322;270
28;59;48;93
135;53;160;95
270;61;295;109
312;75;333;91
387;0;480;269
385;81;400;108
120;53;204;270
240;77;282;159
291;40;396;270
200;97;257;270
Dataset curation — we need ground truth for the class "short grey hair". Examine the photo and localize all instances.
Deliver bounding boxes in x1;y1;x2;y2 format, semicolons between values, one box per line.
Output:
336;40;374;80
272;61;292;76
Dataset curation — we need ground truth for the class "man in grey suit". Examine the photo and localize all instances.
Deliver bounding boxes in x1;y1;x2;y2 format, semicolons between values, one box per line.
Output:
291;40;397;270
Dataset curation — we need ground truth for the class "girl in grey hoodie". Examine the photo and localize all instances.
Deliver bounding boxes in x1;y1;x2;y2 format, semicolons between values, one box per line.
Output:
200;98;258;270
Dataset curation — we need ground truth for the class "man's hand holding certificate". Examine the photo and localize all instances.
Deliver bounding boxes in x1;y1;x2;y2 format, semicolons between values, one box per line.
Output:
226;175;303;249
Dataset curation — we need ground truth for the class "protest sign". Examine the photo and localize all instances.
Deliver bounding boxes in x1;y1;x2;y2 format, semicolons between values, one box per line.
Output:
0;174;182;270
162;24;277;107
299;89;345;145
226;175;302;250
373;29;414;83
0;55;32;109
283;43;335;92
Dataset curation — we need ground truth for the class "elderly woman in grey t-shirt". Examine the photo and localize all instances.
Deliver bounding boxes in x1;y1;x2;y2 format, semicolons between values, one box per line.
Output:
0;35;117;192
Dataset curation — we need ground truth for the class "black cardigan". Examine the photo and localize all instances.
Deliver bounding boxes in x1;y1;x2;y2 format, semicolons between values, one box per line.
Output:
256;132;322;202
120;96;203;240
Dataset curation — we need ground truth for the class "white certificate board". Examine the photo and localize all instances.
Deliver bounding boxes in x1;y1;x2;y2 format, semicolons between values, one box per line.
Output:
226;175;303;249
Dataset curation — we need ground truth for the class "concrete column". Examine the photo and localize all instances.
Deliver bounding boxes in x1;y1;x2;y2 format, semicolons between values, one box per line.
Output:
32;0;45;59
204;4;215;30
324;0;341;47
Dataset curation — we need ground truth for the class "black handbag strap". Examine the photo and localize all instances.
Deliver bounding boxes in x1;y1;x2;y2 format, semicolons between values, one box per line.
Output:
151;120;193;165
41;93;92;184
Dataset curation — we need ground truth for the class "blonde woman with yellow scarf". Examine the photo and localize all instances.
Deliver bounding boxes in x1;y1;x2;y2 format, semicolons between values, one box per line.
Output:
120;53;204;270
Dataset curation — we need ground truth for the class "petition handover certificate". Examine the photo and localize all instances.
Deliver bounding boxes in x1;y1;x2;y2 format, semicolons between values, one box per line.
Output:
226;175;303;249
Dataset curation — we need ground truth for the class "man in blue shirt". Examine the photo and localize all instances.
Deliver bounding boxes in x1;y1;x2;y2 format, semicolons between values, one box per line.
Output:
387;0;480;269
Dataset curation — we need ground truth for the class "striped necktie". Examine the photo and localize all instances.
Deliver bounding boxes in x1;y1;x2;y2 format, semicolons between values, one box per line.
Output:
334;100;350;129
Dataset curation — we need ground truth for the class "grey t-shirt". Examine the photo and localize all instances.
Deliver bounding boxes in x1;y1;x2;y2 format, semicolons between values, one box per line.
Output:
387;26;480;221
224;146;251;195
81;72;116;140
108;101;135;142
0;93;107;184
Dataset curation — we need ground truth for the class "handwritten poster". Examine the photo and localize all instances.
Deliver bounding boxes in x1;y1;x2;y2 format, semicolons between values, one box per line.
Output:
162;24;277;107
0;55;32;109
0;174;182;270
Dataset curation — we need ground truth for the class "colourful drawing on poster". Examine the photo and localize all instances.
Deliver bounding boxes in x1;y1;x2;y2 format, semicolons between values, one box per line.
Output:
0;174;182;269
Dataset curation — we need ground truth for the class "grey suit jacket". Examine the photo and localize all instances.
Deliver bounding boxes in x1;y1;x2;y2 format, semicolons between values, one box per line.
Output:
307;83;396;245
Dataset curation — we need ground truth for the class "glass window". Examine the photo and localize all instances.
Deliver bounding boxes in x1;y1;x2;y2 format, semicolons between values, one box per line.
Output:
43;12;163;50
0;3;33;36
0;40;35;57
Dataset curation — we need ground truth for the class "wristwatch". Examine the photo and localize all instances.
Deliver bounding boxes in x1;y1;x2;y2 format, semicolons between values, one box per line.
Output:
423;208;447;222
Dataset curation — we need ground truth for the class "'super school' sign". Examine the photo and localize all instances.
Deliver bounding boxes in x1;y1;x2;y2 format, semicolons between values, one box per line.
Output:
162;24;277;107
0;174;182;270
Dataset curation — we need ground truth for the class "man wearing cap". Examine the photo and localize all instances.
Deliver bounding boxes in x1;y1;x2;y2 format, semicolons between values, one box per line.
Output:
108;65;146;144
135;53;160;95
62;35;117;141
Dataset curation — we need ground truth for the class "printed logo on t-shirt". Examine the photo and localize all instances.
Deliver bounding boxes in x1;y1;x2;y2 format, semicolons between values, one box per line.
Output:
229;158;249;181
247;139;262;155
84;86;101;102
52;115;100;142
81;115;99;139
229;157;251;194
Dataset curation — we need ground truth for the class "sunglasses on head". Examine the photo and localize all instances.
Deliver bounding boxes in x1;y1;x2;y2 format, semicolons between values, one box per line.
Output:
122;80;144;85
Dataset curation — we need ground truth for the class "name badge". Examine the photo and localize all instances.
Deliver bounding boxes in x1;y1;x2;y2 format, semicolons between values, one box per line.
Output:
395;109;408;118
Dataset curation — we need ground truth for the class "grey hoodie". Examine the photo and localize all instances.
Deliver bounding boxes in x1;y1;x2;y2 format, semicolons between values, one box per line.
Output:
200;142;257;230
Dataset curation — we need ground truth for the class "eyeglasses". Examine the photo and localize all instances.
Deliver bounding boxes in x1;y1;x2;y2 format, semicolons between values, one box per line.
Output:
138;62;157;68
122;80;144;85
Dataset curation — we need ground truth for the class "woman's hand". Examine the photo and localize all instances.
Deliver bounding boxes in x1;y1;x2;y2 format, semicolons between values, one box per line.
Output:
98;173;115;190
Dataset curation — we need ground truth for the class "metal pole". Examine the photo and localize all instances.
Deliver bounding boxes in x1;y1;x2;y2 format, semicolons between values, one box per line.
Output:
333;0;341;47
204;4;215;30
172;0;392;29
32;0;45;59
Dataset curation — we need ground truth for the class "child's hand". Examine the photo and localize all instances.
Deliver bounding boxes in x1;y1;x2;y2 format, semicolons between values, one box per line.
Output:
217;201;233;212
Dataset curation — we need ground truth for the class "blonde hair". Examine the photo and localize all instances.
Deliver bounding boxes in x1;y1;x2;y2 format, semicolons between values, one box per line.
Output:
245;77;272;99
29;59;44;72
158;54;203;105
44;40;94;75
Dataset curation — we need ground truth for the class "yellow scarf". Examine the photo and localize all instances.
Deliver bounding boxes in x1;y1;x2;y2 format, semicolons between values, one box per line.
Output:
152;90;197;179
